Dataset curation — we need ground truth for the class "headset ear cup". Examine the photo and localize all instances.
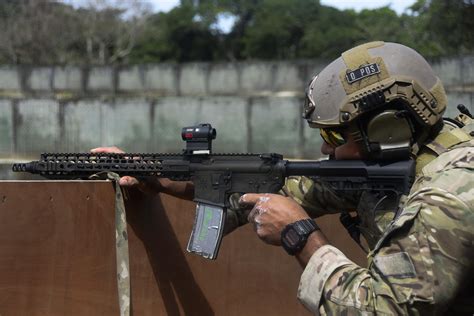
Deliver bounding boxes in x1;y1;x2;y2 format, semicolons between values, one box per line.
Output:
366;110;413;145
365;110;413;159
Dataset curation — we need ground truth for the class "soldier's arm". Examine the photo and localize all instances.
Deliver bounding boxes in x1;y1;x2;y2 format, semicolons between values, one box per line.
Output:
297;166;473;314
224;176;360;235
282;176;360;218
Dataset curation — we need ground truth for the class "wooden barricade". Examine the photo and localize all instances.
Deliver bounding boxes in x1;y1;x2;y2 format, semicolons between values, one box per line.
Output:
0;181;366;315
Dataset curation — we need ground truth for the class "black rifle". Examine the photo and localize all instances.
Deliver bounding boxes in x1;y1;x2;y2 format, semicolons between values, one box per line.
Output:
12;123;415;260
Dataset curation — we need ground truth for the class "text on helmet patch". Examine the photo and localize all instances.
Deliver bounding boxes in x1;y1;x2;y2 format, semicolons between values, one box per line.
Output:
346;63;380;84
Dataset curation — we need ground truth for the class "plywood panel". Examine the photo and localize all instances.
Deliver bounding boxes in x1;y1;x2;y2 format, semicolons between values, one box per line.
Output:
0;181;119;316
0;181;366;315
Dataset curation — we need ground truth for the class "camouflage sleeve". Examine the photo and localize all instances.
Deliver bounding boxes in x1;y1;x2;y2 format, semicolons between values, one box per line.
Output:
223;176;361;234
282;176;360;218
297;164;474;314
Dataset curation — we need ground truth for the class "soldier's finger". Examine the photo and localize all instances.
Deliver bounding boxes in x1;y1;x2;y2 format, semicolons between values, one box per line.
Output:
247;207;259;223
90;146;124;154
239;193;266;206
119;176;139;187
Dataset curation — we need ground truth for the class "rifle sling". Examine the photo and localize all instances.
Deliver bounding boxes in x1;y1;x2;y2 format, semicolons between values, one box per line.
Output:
107;173;131;316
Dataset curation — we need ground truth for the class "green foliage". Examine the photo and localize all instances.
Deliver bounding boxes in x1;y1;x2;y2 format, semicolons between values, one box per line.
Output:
408;0;474;56
129;4;220;62
0;0;472;65
240;0;318;59
300;7;362;59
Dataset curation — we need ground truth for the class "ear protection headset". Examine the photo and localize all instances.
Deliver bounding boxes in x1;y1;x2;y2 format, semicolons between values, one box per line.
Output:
360;109;414;160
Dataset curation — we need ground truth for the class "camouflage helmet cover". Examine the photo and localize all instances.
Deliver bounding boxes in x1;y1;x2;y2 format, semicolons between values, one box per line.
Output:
303;41;447;129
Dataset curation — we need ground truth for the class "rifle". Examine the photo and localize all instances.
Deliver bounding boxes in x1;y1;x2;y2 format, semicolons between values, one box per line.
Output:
12;123;415;260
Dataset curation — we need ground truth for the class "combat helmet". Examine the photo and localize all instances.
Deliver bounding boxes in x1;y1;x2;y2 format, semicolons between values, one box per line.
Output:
303;41;447;160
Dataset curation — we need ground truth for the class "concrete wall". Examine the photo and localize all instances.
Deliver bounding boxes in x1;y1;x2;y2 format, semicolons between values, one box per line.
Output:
0;61;325;97
1;58;472;98
0;96;316;158
0;58;472;178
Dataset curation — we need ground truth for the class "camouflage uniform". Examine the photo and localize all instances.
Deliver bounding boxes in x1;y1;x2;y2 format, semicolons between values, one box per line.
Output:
290;122;474;315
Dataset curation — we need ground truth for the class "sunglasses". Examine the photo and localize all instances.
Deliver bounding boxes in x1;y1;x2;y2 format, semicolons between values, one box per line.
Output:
320;128;347;147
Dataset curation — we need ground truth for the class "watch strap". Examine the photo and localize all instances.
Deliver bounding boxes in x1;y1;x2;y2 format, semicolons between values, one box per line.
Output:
281;219;319;256
294;218;319;235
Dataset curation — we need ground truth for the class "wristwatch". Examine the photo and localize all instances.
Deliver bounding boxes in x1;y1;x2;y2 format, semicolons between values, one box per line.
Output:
281;219;319;255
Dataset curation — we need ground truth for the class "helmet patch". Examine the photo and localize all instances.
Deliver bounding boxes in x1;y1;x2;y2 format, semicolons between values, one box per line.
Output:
346;63;380;84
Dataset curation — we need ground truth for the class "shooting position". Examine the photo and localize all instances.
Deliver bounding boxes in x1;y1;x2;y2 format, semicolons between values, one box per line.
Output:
13;41;474;314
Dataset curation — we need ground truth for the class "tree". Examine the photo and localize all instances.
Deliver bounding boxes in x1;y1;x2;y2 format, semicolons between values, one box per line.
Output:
0;1;83;64
0;0;149;65
408;0;474;56
0;0;471;65
130;3;220;62
300;6;362;59
240;0;319;59
207;0;263;60
78;0;150;64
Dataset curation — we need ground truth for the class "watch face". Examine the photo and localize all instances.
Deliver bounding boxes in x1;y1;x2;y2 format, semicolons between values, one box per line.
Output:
282;219;319;255
283;227;302;247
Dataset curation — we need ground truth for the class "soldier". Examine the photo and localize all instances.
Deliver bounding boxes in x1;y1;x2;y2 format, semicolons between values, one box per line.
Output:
93;41;473;314
238;41;474;314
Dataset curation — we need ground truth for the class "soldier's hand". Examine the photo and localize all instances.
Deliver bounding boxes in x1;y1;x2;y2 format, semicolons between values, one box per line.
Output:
90;146;160;194
90;146;133;186
239;193;310;246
